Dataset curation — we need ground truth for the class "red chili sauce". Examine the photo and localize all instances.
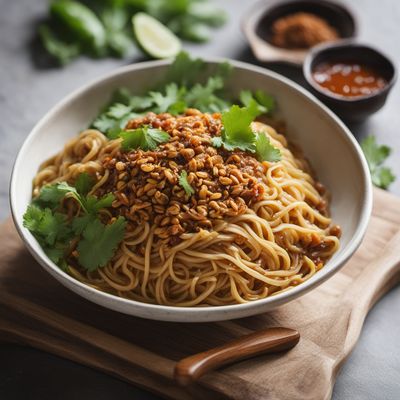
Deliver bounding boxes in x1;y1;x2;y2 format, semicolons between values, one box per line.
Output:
312;62;387;98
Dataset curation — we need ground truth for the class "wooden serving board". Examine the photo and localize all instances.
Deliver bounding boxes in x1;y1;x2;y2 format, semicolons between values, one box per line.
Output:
1;188;400;400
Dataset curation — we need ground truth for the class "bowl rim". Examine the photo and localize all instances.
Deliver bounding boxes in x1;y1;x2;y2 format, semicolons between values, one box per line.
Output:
10;57;373;320
242;0;358;65
303;40;398;102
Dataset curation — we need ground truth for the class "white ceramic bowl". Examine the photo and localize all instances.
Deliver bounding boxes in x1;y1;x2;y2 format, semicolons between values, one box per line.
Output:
10;59;372;322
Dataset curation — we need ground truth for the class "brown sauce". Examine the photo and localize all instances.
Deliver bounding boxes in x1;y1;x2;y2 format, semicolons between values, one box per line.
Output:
312;62;387;98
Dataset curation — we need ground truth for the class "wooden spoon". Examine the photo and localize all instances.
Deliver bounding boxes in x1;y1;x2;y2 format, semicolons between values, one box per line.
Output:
174;327;300;386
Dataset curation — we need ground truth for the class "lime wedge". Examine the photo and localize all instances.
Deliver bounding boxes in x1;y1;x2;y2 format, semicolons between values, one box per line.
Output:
132;12;182;59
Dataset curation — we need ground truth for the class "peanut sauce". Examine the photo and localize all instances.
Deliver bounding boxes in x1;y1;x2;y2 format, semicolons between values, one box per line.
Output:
312;62;387;98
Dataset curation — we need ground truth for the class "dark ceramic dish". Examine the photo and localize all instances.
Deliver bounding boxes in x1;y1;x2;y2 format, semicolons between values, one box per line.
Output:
257;0;356;46
243;0;357;64
303;41;397;121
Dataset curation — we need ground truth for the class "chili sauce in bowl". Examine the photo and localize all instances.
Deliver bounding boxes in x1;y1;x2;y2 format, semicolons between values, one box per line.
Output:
312;62;387;98
303;41;397;121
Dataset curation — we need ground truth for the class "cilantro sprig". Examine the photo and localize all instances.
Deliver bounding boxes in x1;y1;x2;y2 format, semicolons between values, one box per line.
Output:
212;102;281;163
92;53;232;138
120;126;170;151
361;135;395;189
23;173;127;272
91;53;276;147
179;170;195;196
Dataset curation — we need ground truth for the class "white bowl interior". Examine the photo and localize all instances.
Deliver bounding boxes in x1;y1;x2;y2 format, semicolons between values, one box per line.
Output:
10;60;372;322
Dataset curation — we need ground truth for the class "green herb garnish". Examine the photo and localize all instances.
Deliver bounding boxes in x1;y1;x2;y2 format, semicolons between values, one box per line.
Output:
77;217;126;272
211;102;282;163
254;133;282;163
92;52;232;138
23;174;126;272
361;135;395;189
179;170;195;196
120;126;170;151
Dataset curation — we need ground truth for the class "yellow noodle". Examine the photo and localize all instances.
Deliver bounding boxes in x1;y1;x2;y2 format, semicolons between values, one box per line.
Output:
32;123;340;307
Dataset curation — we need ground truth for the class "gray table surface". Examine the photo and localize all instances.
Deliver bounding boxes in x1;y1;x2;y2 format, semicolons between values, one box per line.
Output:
1;0;399;399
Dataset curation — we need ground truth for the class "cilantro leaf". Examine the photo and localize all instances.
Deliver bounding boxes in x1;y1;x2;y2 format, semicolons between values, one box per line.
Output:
128;95;154;111
111;87;132;105
254;90;275;113
23;205;72;258
212;103;281;162
211;136;223;148
75;173;94;196
37;209;70;246
77;217;127;271
23;204;45;232
179;170;194;196
72;214;96;235
361;135;396;189
24;178;125;272
34;182;78;208
150;83;184;113
120;126;170;151
45;247;66;265
239;90;266;116
372;167;395;189
185;76;228;112
92;114;119;134
83;193;115;214
107;103;133;119
164;51;205;86
255;133;281;162
219;103;258;152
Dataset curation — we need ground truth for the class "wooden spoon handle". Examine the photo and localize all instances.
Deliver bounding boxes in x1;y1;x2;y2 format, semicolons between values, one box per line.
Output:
174;327;300;386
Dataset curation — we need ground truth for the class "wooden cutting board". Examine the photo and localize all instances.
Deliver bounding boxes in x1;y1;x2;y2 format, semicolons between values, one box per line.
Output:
1;187;400;400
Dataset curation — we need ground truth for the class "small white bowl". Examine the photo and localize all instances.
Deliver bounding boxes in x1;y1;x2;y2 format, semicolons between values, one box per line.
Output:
10;59;372;322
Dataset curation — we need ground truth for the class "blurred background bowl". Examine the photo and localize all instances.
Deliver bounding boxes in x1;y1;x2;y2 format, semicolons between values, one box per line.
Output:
242;0;357;64
303;41;397;122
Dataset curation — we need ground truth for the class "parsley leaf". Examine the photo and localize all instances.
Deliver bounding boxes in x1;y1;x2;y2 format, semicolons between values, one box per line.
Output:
255;133;281;162
77;217;126;271
361;135;395;189
179;170;194;196
120;126;170;151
